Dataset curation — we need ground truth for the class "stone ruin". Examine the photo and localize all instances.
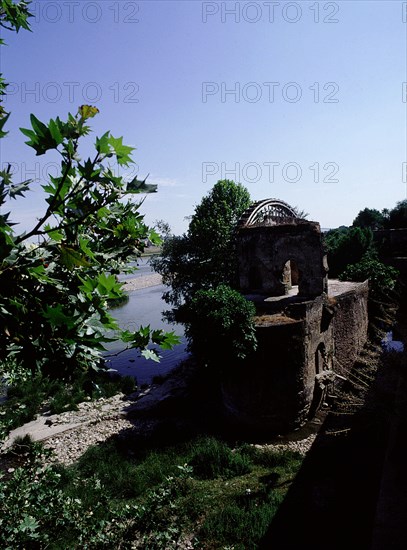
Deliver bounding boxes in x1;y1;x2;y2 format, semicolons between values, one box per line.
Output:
221;199;369;435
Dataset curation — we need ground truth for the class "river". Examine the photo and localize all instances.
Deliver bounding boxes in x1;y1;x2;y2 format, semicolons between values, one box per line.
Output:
103;258;189;385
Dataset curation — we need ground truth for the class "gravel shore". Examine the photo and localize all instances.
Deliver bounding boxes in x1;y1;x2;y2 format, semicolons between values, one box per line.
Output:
123;273;163;291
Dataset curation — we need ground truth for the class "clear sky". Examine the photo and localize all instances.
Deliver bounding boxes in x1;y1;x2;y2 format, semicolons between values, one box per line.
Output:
1;0;406;235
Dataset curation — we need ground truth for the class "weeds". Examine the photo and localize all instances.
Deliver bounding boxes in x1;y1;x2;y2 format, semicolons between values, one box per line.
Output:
0;435;303;548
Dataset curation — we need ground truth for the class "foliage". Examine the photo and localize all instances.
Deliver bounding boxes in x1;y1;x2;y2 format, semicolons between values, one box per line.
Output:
0;1;179;386
183;284;257;369
352;201;407;230
0;444;131;549
151;179;251;308
324;226;374;277
386;199;407;229
339;253;399;296
151;181;254;370
0;435;303;548
352;207;385;230
153;218;172;241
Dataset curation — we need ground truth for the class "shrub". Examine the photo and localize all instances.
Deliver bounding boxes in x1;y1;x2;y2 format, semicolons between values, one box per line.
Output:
339;254;399;296
184;284;257;370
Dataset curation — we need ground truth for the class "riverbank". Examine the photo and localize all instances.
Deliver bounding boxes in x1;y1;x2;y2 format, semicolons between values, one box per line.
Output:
123;273;162;291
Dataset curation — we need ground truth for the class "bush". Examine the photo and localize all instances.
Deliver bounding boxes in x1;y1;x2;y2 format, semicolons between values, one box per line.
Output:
184;284;257;369
339;254;399;296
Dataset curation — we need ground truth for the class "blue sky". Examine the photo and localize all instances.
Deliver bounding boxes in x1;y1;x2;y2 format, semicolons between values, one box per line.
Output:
1;0;406;234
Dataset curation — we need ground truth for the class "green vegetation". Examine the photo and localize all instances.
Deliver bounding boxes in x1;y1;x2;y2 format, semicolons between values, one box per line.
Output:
151;179;251;309
184;284;257;369
324;226;374;277
324;225;399;296
351;200;407;230
0;1;179;392
339;255;399;296
151;180;255;368
0;435;303;549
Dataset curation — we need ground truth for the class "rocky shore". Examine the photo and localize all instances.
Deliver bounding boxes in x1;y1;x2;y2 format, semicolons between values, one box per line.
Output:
2;377;317;466
1;272;317;465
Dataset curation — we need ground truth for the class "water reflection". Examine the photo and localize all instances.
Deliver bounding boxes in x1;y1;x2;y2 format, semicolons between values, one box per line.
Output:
382;331;404;353
104;283;189;384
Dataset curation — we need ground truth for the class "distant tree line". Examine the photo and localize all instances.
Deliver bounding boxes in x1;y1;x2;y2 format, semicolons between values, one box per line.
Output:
324;200;406;296
351;200;407;230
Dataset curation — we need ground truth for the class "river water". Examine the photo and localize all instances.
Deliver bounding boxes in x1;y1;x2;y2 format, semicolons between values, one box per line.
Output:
103;258;189;384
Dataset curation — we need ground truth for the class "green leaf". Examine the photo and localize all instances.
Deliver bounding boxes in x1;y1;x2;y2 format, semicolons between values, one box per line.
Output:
60;245;90;268
30;113;48;137
49;118;63;145
126;175;157;194
152;330;181;350
141;349;161;362
95;132;110;155
43;304;76;329
0;112;10;138
79;237;96;261
108;135;134;166
44;225;64;242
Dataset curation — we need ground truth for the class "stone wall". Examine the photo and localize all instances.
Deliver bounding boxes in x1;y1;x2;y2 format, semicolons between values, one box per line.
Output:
331;281;369;375
221;318;307;435
238;220;328;298
221;282;369;436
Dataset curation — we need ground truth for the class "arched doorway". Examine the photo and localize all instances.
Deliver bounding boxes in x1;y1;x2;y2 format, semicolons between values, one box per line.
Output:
282;259;300;294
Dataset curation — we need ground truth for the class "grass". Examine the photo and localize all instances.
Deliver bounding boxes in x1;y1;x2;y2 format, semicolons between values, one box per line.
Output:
0;434;304;548
51;435;303;548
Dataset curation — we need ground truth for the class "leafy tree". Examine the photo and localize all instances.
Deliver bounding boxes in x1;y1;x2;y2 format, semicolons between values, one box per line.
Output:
153;219;172;241
352;208;385;230
324;226;374;277
151;179;251;309
386;199;407;229
0;1;179;381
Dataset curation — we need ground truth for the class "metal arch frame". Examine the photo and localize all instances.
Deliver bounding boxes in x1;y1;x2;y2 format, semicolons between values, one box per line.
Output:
241;199;299;227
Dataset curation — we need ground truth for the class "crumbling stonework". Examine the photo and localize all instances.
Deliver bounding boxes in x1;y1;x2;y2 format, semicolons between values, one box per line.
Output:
222;200;369;435
238;220;328;297
221;282;369;435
